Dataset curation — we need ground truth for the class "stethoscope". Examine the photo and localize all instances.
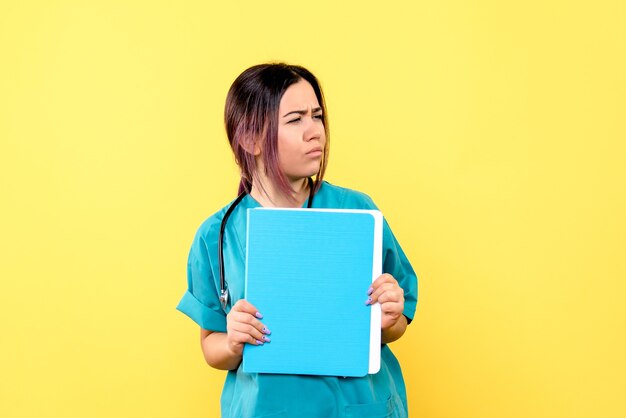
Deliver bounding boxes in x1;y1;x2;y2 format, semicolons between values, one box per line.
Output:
218;177;316;310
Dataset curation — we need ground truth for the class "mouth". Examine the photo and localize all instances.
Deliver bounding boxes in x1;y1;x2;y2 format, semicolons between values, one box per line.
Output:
306;147;323;156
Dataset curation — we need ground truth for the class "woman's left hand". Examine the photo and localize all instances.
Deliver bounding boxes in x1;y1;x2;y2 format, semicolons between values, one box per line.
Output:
367;273;405;330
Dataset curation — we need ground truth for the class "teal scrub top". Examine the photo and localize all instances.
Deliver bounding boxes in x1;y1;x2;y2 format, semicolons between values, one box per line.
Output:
177;181;418;418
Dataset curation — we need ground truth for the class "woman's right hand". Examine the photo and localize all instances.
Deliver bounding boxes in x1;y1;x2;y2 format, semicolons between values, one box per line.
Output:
226;299;271;356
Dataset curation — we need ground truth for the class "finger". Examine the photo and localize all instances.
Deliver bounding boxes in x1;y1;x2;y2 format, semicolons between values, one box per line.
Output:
231;299;263;319
376;287;405;304
370;273;397;291
380;300;404;315
228;311;271;337
230;329;266;346
368;274;398;296
230;322;268;343
368;283;403;304
228;314;272;345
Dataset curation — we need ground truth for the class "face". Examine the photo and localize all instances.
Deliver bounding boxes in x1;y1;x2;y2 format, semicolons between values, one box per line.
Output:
275;79;326;183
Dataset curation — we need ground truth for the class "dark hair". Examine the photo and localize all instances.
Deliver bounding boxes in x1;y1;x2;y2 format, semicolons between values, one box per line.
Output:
224;63;329;197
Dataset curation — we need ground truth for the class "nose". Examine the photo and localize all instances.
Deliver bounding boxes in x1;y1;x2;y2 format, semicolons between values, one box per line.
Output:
304;116;322;142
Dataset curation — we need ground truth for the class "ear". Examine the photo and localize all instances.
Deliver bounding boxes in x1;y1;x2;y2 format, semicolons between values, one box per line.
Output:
241;135;262;156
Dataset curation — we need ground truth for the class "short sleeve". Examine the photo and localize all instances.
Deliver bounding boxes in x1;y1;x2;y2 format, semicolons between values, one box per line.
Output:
381;219;418;323
176;229;227;332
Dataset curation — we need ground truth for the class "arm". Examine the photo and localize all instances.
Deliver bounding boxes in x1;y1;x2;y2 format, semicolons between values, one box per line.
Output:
199;299;270;370
200;330;241;370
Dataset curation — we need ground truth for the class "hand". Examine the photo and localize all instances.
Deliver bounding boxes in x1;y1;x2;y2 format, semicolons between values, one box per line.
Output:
226;299;271;356
366;274;405;330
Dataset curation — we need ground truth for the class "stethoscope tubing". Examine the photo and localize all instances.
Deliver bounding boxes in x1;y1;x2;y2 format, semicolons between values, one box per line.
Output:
218;177;315;310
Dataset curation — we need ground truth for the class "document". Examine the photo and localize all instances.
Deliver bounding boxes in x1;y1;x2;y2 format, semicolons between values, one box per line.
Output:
242;208;382;377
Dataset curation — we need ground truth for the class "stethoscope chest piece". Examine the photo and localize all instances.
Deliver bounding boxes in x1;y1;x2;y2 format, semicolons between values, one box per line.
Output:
219;288;229;311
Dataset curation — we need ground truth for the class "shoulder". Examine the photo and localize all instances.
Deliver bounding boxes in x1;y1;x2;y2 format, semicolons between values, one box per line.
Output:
191;197;239;243
318;181;379;210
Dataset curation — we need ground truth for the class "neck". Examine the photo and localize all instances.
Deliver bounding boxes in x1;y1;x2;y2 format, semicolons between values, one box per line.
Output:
250;173;310;208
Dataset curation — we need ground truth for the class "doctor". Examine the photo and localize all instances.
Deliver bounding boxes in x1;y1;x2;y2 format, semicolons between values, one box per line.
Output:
177;63;418;417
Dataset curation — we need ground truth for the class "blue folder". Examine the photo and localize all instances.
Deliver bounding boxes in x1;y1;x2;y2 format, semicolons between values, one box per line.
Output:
242;208;382;377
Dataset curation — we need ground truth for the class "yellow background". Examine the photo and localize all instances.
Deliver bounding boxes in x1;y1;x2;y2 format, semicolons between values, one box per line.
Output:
1;1;625;417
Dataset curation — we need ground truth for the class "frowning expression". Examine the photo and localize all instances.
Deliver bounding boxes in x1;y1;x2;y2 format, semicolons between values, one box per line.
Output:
277;79;326;183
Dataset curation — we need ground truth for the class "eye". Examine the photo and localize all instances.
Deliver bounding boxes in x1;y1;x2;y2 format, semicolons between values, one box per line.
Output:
313;114;324;120
287;117;301;124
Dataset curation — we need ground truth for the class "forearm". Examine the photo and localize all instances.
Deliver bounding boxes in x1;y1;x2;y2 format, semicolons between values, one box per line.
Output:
381;314;408;344
201;331;243;371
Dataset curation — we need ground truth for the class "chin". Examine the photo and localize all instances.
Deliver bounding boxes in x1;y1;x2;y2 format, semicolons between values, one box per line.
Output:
284;164;321;182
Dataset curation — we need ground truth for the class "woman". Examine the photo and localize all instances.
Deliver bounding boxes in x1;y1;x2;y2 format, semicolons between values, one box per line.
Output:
177;63;418;417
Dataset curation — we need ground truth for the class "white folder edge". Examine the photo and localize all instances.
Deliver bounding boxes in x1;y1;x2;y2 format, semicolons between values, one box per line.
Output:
255;208;382;374
369;210;382;374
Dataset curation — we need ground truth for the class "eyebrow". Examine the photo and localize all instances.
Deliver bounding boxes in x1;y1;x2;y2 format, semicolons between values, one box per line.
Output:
282;107;323;118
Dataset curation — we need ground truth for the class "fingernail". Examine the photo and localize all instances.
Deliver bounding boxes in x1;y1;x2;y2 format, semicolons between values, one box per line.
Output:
255;312;263;319
365;297;372;305
263;336;271;342
262;327;271;334
256;340;264;345
367;287;374;295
